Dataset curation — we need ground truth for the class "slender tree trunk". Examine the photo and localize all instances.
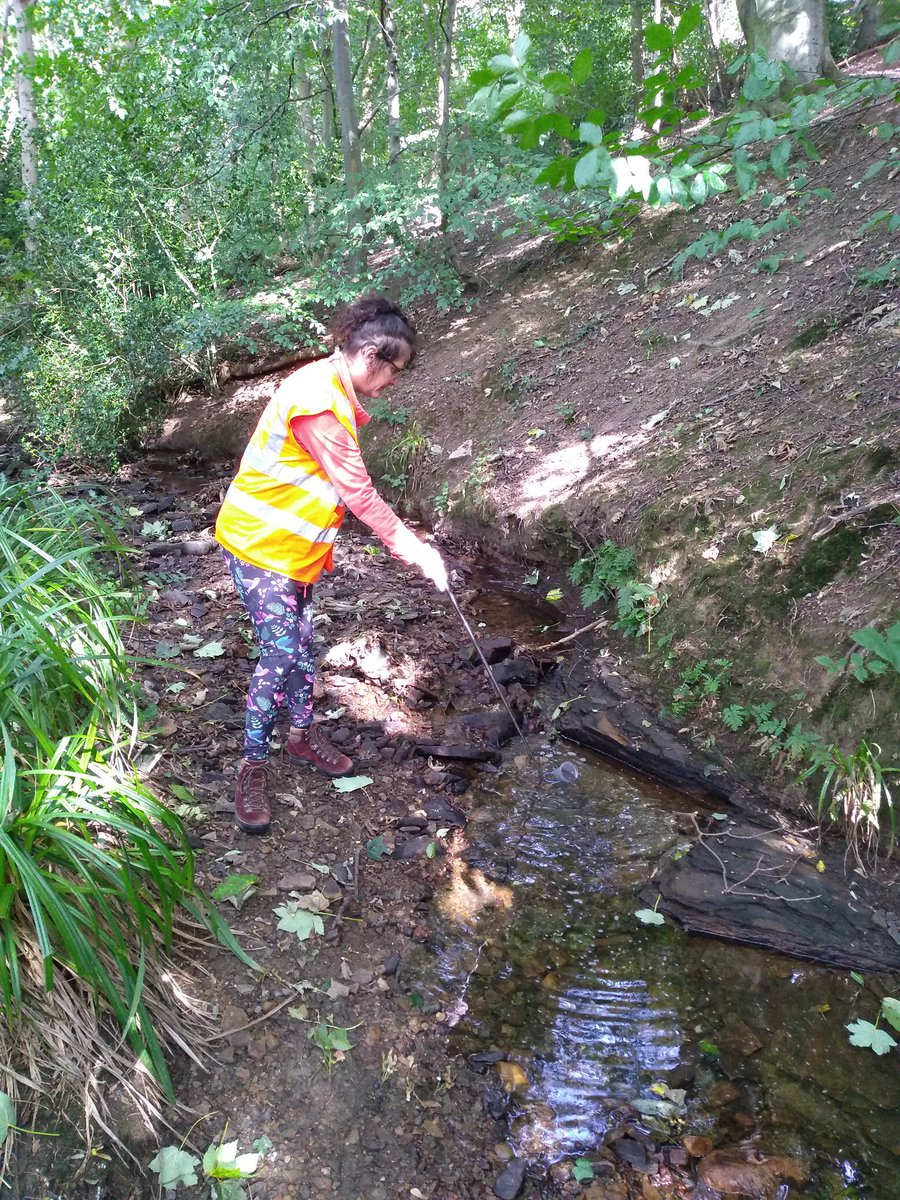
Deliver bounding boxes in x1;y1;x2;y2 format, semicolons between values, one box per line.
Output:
435;0;457;230
330;0;362;195
736;0;842;82
297;70;318;156
12;0;37;254
630;0;644;115
319;15;337;148
380;0;401;163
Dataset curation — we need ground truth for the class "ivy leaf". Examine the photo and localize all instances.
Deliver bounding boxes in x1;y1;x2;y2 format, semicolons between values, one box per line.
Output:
880;997;900;1032
274;904;325;941
154;640;182;659
572;1156;595;1182
367;834;391;860
846;1019;897;1054
148;1146;200;1188
751;524;779;554
635;908;665;925
194;640;226;658
332;774;373;793
212;874;259;908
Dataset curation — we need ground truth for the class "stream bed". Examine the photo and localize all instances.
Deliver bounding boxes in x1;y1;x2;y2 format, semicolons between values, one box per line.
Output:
421;586;900;1199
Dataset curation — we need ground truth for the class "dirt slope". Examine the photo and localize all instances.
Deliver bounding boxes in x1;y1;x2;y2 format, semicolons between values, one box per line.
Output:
158;96;899;777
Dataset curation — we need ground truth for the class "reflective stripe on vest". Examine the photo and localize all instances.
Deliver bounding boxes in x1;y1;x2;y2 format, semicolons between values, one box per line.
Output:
214;359;358;582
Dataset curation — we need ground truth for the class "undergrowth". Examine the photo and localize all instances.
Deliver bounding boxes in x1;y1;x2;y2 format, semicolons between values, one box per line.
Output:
0;477;252;1168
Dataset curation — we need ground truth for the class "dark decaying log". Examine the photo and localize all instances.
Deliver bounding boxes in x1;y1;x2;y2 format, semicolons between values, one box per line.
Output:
643;821;900;973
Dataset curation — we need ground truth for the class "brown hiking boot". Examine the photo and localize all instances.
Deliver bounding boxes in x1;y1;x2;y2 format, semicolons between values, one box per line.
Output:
234;759;273;833
285;724;353;777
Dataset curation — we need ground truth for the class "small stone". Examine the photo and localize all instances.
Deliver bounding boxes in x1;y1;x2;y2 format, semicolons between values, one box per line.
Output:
707;1080;741;1106
493;1156;526;1199
683;1135;713;1158
423;1118;444;1139
277;872;317;891
493;1143;514;1163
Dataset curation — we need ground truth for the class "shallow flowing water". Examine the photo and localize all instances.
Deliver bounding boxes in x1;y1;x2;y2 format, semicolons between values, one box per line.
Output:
427;584;900;1198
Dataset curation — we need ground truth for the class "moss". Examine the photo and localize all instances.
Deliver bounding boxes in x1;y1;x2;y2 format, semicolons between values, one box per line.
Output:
785;526;867;598
867;443;896;475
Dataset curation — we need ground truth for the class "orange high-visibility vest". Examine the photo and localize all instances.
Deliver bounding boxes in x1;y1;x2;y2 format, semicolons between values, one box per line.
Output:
215;357;360;582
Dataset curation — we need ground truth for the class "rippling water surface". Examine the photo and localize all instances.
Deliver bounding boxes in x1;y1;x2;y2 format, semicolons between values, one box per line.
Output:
427;739;900;1196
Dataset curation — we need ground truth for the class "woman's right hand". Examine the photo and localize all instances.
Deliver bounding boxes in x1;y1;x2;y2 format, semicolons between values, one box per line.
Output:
416;542;449;592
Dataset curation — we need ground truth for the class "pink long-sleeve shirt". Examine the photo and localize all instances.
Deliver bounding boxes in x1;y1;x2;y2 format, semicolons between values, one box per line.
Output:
289;404;427;571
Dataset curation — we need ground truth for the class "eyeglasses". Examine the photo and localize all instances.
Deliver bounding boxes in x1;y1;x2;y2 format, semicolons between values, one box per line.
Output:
376;350;407;377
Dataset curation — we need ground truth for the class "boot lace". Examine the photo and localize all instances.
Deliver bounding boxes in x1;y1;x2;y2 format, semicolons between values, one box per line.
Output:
305;724;344;765
240;761;271;815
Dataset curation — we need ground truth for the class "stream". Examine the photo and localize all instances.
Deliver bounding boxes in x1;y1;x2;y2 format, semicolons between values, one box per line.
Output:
424;585;900;1199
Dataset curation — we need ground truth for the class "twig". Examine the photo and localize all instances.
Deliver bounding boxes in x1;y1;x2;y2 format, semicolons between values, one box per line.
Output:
804;239;849;267
537;617;609;651
202;986;308;1043
811;494;900;541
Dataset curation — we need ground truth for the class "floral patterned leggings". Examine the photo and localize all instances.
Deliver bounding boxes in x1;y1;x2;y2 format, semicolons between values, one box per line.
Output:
223;550;316;761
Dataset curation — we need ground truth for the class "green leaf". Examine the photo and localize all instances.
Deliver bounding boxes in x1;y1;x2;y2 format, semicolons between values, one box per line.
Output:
512;31;531;64
274;904;325;941
884;37;900;65
846;1019;897;1054
367;834;391;860
673;3;703;43
635;908;665;925
572;1156;595;1182
881;997;900;1032
699;1039;720;1056
332;775;374;793
851;624;900;672
572;47;593;86
212;874;259;903
850;971;865;986
0;1092;15;1141
251;1136;274;1155
690;172;708;204
770;139;792;175
545;588;564;603
751;524;779;554
644;21;673;51
578;120;605;146
193;640;225;658
203;1139;260;1180
154;640;182;659
488;54;518;73
542;70;571;96
149;1146;200;1188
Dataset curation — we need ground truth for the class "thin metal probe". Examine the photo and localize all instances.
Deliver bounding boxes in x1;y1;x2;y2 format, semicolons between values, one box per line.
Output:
446;588;547;783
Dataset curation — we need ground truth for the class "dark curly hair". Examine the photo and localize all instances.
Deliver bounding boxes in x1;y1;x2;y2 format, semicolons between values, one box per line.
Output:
331;292;417;365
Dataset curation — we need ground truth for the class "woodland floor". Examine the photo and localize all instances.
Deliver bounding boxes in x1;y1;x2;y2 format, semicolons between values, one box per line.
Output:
9;77;900;1200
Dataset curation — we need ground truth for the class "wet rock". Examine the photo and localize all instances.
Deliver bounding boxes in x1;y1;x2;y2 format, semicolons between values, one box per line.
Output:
468;1050;505;1069
491;658;540;687
423;796;467;826
493;1143;514;1163
612;1138;655;1173
720;1013;765;1056
682;1135;713;1158
697;1148;807;1196
381;952;400;976
392;835;434;860
415;742;501;765
492;1156;526;1199
457;711;518;747
276;871;318;891
463;637;513;665
707;1080;742;1107
171;518;193;532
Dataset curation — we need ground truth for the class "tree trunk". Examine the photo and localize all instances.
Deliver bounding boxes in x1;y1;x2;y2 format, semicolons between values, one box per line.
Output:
630;0;644;103
319;15;337;148
380;0;401;163
854;0;883;52
296;70;318;157
330;0;362;195
736;0;841;81
12;0;37;254
506;0;524;47
435;0;458;230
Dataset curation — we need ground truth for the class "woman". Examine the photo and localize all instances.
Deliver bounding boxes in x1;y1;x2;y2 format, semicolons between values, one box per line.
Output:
215;293;448;833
